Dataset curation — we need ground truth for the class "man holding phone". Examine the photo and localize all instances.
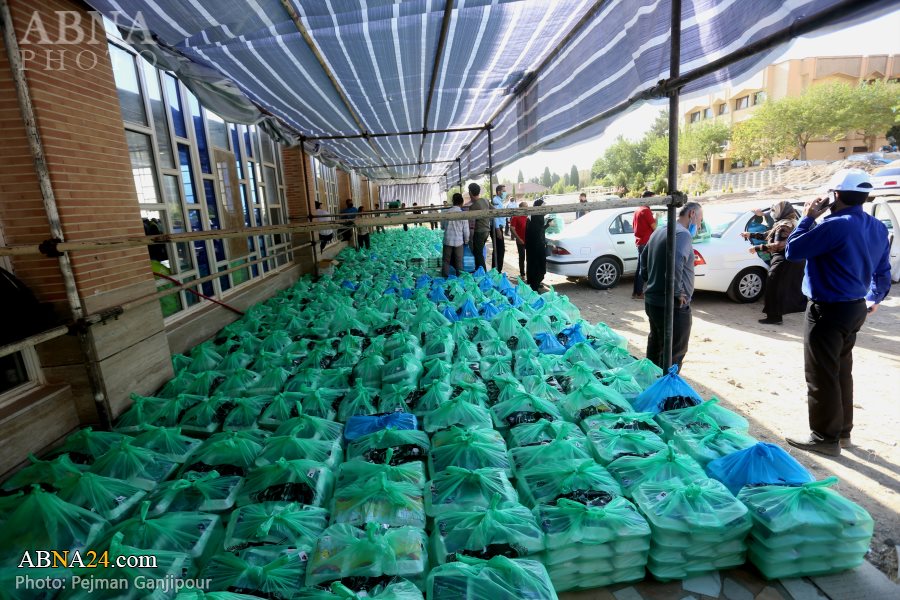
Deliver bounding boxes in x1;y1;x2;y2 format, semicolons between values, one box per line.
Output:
784;169;891;457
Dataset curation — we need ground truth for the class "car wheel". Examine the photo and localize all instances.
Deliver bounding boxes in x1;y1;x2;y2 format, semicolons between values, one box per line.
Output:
727;267;766;303
588;257;621;290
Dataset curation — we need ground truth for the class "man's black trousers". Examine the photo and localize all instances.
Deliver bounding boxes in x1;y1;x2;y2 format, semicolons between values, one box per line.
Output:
645;302;692;370
804;299;867;443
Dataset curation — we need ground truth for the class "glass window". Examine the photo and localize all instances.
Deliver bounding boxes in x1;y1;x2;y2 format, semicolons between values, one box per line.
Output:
186;92;212;174
179;145;198;204
735;96;749;110
109;44;146;125
126;131;159;203
162;175;186;233
718;103;728;115
207;112;229;149
263;166;278;191
204;179;221;229
703;108;713;119
753;91;766;105
0;352;29;395
690;111;700;123
164;75;187;138
260;130;275;163
139;59;174;169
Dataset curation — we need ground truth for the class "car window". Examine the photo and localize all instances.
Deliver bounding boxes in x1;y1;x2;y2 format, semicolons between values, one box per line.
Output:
701;210;745;238
620;212;634;234
608;215;624;235
875;168;900;177
874;204;894;231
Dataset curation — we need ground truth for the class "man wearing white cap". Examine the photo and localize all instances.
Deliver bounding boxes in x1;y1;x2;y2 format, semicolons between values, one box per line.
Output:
784;169;891;457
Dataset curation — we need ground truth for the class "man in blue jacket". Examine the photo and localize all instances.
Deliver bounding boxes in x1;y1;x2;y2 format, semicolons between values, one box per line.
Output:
784;169;891;457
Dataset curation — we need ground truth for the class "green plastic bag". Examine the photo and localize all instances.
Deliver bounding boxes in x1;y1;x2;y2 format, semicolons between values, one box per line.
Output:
420;359;453;387
518;375;565;404
425;467;518;517
221;395;268;431
424;335;455;362
655;397;749;439
109;501;223;564
512;352;546;379
243;367;291;396
306;523;429;589
51;427;131;465
448;362;480;387
490;392;562;430
274;413;344;441
90;438;177;491
508;438;592;474
114;394;169;433
256;435;343;469
382;355;424;388
331;472;425;529
430;497;544;565
586;427;668;465
427;555;557;600
146;471;242;515
348;428;431;466
598;369;644;400
294;579;424;599
56;470;147;522
633;478;752;580
338;382;381;422
507;419;587;449
1;453;85;493
379;383;416;414
581;411;663;435
178;395;236;436
476;338;511;362
284;368;323;392
563;342;606;371
516;458;621;507
738;477;873;579
237;458;334;507
172;353;192;373
455;339;482;364
595;342;635;369
411;381;453;416
207;545;310;600
423;396;493;433
224;502;329;552
557;363;598;393
258;393;305;429
131;425;202;463
0;486;107;560
183;430;266;477
558;383;632;423
673;420;757;466
607;443;707;498
429;427;511;476
354;354;386;388
293;386;342;421
336;454;426;489
216;368;263;396
189;343;224;373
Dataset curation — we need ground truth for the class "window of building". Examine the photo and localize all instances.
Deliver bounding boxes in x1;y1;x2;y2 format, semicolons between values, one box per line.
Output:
703;108;713;119
690;111;701;123
718;103;729;115
0;235;43;401
735;96;750;110
752;91;766;105
109;39;292;319
852;146;868;153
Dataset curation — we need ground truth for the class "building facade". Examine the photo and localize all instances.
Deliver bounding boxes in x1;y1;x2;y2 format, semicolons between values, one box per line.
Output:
0;0;379;475
681;54;899;174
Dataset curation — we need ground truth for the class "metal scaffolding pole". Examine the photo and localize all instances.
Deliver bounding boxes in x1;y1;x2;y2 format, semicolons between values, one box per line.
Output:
664;0;682;371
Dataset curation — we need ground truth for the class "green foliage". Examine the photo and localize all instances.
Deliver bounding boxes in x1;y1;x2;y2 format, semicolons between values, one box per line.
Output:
729;113;790;165
846;80;900;150
680;121;731;166
541;167;552;187
517;169;524;183
569;164;580;188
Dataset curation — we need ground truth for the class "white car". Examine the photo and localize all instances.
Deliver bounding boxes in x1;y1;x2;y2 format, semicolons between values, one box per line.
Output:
546;202;794;302
870;162;900;196
862;197;900;283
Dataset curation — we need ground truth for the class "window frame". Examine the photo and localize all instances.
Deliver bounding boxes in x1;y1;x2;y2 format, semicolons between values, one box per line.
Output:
735;95;750;110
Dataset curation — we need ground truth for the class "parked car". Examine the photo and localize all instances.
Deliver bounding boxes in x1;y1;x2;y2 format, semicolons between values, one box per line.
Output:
862;197;900;283
546;201;807;302
869;162;900;196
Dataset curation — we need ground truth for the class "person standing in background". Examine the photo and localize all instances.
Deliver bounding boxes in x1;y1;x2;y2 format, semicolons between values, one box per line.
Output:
632;190;657;299
575;192;588;219
505;193;518;236
510;201;529;278
783;170;891;457
412;203;422;227
430;204;438;230
314;201;333;252
355;206;371;250
468;183;491;272
441;193;469;277
641;201;703;370
340;199;357;242
525;198;550;291
400;203;409;231
491;185;507;271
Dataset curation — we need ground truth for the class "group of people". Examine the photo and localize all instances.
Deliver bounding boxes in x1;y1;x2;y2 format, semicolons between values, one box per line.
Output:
635;169;890;459
439;183;551;292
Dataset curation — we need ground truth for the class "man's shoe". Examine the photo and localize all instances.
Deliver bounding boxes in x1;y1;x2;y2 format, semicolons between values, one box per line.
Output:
758;317;782;325
632;293;644;300
786;435;840;457
839;437;852;449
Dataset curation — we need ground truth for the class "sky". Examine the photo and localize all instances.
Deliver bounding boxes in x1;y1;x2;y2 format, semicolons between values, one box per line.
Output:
496;8;900;183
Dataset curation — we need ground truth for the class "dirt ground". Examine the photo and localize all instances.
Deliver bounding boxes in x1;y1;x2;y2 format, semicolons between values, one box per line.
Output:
502;256;900;580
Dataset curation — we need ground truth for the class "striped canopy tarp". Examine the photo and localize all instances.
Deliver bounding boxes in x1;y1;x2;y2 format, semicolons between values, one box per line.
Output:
89;0;890;187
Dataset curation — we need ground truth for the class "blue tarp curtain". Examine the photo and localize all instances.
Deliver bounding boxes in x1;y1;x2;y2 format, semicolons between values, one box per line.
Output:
88;0;892;188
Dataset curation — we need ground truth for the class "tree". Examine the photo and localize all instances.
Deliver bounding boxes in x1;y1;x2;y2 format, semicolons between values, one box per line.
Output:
541;167;552;187
729;113;791;165
648;109;670;138
766;82;852;160
551;172;561;186
847;81;900;150
681;121;730;170
517;170;524;183
645;134;670;179
563;173;570;187
569;164;580;189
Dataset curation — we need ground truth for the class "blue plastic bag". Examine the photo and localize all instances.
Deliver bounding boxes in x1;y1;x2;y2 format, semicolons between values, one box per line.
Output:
415;275;432;289
559;323;587;348
478;277;493;292
707;442;813;495
441;305;460;323
458;299;480;319
535;332;567;355
498;274;514;293
400;288;414;299
473;266;486;277
341;280;358;290
430;286;450;303
481;301;502;320
344;412;418;441
631;365;702;415
531;297;545;310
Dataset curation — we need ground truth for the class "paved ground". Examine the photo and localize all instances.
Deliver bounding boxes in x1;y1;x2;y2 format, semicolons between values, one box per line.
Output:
493;247;900;600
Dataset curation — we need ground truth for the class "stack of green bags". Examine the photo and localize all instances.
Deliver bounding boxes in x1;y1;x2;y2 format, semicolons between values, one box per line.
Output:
738;477;873;579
